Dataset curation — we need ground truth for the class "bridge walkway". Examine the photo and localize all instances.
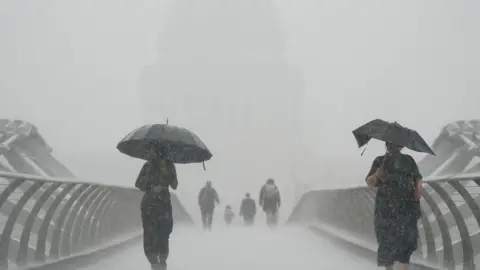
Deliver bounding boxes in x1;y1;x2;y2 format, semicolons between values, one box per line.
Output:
80;226;376;270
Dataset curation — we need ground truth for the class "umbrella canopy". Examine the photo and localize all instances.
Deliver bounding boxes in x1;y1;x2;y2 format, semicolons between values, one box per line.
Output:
117;124;213;163
352;119;435;155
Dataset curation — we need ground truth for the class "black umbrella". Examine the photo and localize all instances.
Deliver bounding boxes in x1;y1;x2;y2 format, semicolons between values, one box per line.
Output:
117;124;213;165
352;119;435;155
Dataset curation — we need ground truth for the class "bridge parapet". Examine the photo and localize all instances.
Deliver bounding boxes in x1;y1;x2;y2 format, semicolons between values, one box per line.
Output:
0;171;192;270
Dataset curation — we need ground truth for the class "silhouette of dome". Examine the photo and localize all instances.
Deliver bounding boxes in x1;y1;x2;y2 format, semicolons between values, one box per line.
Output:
138;0;304;183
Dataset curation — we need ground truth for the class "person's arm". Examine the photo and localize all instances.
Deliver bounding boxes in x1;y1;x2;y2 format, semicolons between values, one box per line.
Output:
415;179;423;201
135;162;152;192
168;161;178;190
408;155;423;201
276;188;281;207
258;186;264;205
214;189;220;204
366;157;382;187
198;188;204;206
239;199;245;216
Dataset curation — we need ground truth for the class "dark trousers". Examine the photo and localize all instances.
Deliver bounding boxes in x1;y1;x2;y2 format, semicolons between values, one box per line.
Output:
225;216;233;226
141;199;173;265
243;216;254;226
262;198;279;215
200;208;214;230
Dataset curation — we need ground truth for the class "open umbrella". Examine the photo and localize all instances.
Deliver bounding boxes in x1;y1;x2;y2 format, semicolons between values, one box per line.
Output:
352;119;435;155
117;124;213;166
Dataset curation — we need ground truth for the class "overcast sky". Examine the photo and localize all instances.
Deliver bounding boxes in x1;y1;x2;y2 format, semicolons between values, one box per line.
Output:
0;0;478;214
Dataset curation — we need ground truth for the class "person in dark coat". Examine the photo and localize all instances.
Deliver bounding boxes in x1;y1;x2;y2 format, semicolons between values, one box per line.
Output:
239;192;256;226
198;181;220;230
135;148;178;270
259;178;281;227
365;141;422;270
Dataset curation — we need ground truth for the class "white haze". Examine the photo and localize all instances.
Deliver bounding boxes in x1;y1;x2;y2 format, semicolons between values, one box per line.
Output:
77;226;375;270
0;0;478;216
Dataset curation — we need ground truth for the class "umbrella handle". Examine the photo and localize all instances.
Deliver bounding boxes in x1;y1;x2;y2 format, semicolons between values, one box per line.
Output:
360;141;370;156
203;161;206;170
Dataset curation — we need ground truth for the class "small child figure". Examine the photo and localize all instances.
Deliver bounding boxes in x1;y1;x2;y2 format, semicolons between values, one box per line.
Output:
224;205;235;226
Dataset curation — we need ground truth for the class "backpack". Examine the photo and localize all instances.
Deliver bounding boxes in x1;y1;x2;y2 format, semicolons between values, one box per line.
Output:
263;184;278;200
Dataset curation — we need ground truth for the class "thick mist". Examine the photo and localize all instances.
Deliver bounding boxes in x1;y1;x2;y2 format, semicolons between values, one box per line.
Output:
76;226;376;270
0;0;478;216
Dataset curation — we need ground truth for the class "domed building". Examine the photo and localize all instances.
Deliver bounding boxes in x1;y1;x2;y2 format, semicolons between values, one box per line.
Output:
138;0;305;187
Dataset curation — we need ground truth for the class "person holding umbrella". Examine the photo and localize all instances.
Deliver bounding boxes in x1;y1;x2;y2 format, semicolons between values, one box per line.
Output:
353;119;434;270
117;123;213;270
135;147;178;270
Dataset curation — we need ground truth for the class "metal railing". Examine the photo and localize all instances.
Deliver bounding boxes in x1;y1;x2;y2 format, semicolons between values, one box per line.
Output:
0;171;193;270
288;174;480;270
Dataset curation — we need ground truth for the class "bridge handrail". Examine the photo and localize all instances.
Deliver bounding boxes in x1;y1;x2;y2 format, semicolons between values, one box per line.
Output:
306;173;480;193
0;172;193;270
0;171;136;189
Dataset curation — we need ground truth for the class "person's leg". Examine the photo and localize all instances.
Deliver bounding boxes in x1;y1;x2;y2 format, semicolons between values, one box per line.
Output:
158;218;174;265
395;214;417;270
266;209;272;227
271;207;278;226
264;200;275;226
397;250;412;270
267;205;277;226
200;208;207;229
375;217;397;270
207;211;213;230
154;202;173;270
141;210;159;265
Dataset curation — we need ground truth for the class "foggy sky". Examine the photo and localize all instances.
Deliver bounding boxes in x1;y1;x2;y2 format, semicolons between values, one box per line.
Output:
0;0;478;214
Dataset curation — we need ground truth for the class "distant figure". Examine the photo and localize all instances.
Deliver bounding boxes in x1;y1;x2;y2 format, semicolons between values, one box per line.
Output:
135;148;178;270
198;181;220;230
224;205;235;226
259;178;281;228
239;192;256;226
